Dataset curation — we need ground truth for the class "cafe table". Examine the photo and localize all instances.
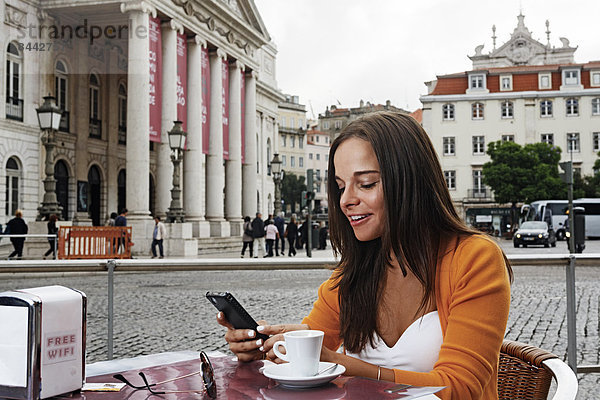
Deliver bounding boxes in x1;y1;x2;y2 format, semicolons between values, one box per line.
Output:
54;351;441;399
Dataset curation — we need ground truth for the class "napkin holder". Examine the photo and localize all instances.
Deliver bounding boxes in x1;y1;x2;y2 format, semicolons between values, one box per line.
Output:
0;285;86;399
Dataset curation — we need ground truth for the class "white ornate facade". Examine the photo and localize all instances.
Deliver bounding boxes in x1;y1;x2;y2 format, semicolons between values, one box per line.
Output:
0;0;284;252
421;14;600;232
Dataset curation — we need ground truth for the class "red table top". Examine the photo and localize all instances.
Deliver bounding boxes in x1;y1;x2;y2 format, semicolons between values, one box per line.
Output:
70;353;425;399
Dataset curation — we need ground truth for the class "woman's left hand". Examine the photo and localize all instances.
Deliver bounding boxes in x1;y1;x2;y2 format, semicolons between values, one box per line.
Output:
256;323;309;363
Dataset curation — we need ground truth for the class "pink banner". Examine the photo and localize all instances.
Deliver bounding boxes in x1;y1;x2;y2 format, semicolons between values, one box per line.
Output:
222;59;230;160
201;46;210;155
148;15;162;143
241;71;245;164
176;33;187;132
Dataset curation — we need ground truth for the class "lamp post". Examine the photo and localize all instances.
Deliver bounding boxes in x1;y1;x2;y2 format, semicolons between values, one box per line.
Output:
271;153;283;215
166;121;187;223
36;95;63;221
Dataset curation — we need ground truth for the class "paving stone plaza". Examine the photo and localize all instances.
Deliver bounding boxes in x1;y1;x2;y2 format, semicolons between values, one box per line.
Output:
1;240;599;398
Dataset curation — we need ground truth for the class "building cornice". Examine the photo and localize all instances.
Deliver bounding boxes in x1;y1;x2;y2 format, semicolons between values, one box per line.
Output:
420;88;600;103
257;80;285;103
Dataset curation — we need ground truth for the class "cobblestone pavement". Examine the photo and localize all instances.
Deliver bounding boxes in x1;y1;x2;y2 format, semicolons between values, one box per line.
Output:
1;262;599;398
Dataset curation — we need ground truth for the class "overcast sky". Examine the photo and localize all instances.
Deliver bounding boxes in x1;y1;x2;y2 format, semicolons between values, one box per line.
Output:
253;0;600;119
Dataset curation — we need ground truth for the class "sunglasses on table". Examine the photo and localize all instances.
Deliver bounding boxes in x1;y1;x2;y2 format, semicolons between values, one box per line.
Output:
113;351;216;398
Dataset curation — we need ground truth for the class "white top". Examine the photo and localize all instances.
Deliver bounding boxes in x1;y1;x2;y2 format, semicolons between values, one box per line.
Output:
346;311;443;372
265;224;278;240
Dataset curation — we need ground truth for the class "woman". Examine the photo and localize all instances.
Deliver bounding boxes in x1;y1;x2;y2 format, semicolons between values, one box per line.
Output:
218;112;512;399
284;216;298;256
7;209;28;259
241;216;254;258
43;214;59;259
264;220;279;257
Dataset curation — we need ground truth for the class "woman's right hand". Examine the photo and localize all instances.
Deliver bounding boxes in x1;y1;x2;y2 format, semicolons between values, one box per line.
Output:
216;312;265;362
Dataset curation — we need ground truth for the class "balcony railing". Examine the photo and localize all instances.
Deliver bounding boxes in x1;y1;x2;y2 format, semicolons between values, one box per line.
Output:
118;125;127;144
467;188;493;201
89;118;102;138
6;96;23;121
59;111;70;132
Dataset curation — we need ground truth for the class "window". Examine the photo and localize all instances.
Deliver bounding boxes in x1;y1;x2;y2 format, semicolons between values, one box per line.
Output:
443;137;455;156
299;157;304;168
472;102;484;119
316;136;320;143
5;157;20;216
470;74;485;89
567;133;580;153
502;135;514;142
592;98;600;116
55;60;69;131
472;136;485;155
593;133;600;152
299;136;303;149
290;118;295;129
6;42;23;121
316;154;320;161
592;72;600;87
540;100;553;117
290;156;295;167
500;75;512;91
281;134;286;147
334;120;342;130
118;83;127;144
566;98;578;116
442;104;455;120
501;101;513;118
280;116;286;127
325;154;329;162
298;119;303;129
89;73;101;138
563;69;580;85
473;170;484;194
309;153;313;160
444;170;456;190
539;73;552;89
282;155;286;166
290;136;295;148
325;136;329;144
541;133;554;145
323;121;329;130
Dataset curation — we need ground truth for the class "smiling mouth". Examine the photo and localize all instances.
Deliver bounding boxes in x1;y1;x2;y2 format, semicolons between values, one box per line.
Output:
348;214;371;224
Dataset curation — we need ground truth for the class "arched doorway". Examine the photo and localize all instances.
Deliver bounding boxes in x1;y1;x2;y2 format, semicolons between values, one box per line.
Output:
55;160;69;220
88;166;101;226
117;169;126;214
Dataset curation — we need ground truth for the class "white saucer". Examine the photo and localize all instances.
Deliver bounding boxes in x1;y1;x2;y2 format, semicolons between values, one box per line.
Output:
262;362;345;389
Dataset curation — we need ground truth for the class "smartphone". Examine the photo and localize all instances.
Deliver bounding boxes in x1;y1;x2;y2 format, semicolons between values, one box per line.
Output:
206;291;269;341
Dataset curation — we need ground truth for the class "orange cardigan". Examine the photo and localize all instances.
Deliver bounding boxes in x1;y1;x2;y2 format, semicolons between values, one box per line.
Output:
302;235;511;400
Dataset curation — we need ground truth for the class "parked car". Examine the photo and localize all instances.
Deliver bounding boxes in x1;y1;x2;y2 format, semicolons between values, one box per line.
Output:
513;221;557;248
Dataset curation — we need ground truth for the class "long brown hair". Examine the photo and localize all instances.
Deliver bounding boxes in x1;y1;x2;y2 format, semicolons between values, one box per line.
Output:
327;112;512;352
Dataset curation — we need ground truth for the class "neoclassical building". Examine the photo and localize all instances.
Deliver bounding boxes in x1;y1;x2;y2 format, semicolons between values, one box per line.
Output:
421;14;600;233
1;0;285;253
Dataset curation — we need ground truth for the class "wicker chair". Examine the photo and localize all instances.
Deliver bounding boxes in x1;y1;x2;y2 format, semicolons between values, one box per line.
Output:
498;340;578;400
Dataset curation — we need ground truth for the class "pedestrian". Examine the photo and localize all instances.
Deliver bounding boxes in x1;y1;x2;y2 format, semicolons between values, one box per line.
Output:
251;212;266;258
7;209;28;259
43;214;59;259
151;216;166;258
300;218;310;252
219;112;513;399
241;216;254;258
284;215;298;257
274;212;285;256
115;208;128;253
106;212;117;226
265;220;279;257
318;221;328;250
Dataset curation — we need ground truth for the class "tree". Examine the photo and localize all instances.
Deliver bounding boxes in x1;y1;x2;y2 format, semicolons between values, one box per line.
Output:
281;172;306;214
483;141;565;205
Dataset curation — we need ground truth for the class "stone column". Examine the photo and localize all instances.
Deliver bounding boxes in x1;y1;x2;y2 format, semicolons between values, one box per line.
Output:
156;20;182;218
120;1;156;254
260;114;269;215
242;71;258;217
206;49;229;237
226;61;244;235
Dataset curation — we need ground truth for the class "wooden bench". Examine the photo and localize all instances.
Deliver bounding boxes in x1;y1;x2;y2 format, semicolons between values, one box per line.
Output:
58;226;132;259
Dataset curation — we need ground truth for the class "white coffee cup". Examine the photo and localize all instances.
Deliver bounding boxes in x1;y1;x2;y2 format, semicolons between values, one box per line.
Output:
272;330;324;377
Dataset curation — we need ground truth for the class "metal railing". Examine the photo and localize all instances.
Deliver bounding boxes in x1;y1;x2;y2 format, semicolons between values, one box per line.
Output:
89;118;102;138
0;253;598;374
59;111;70;132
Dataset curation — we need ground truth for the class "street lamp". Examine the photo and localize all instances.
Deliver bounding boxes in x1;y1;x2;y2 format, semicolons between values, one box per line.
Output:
36;95;63;221
166;121;187;222
271;153;283;215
